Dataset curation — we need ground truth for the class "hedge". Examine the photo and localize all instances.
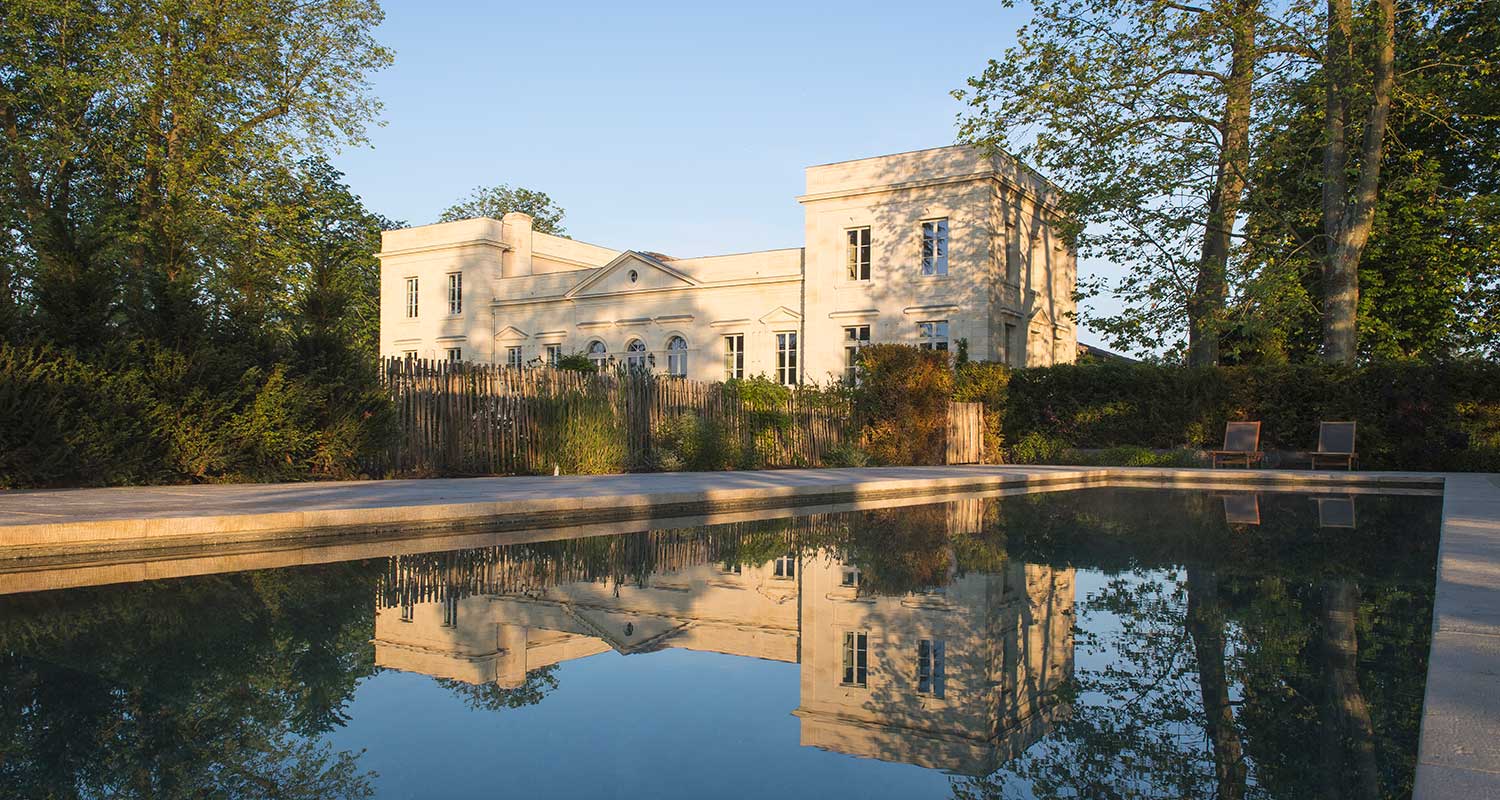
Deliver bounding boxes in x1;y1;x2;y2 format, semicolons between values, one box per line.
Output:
1003;360;1500;471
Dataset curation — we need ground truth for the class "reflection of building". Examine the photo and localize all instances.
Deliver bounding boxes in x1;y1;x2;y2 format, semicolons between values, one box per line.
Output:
377;145;1077;382
373;509;1074;776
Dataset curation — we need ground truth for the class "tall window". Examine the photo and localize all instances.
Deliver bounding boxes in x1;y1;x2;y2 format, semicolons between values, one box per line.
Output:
402;350;418;360
846;227;871;281
624;339;648;370
918;320;949;352
921;219;949;276
723;334;745;379
1004;323;1020;366
917;639;946;697
404;277;419;318
442;595;459;628
587;340;608;368
774;554;796;580
1005;233;1021;284
506;346;523;368
544;343;562;367
776;331;798;385
445;347;462;362
666;336;688;377
840;566;861;588
447;272;462;315
842;631;869;687
842;325;870;384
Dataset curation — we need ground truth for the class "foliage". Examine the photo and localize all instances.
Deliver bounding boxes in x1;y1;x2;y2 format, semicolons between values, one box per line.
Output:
0;339;393;487
555;352;597;372
0;0;395;488
437;184;568;235
954;360;1010;463
853;344;954;465
650;411;741;472
1004;360;1500;470
820;442;871;468
533;390;629;475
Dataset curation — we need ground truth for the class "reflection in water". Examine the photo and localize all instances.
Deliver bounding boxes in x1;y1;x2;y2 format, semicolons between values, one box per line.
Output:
372;501;1074;776
0;489;1442;799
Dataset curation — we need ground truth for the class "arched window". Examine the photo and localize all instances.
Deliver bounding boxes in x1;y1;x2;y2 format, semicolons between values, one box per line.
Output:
587;340;608;367
666;336;688;377
624;339;648;370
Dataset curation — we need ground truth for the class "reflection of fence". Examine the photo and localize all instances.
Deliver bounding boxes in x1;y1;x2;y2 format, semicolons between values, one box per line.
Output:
374;516;844;609
946;402;984;465
379;358;853;476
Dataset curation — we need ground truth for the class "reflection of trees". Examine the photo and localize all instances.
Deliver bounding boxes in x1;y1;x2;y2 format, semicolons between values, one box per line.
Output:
948;488;1440;800
437;665;560;712
0;561;383;799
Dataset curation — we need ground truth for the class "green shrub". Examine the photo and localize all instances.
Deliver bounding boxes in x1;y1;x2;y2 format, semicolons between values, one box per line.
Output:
821;442;871;468
955;361;1010;463
1004;360;1500;470
533;390;628;475
853;344;953;465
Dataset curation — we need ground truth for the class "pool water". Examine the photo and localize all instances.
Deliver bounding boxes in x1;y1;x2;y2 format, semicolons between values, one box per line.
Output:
0;488;1443;799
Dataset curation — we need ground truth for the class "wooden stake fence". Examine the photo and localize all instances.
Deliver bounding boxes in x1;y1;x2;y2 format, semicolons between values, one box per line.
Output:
378;357;855;477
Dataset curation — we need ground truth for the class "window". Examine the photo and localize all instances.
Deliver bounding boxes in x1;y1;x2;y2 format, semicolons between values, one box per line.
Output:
840;567;861;588
544;343;562;367
624;339;648;370
917;639;946;697
1005;233;1021;284
842;325;870;384
720;562;742;575
442;595;459;628
404;277;419;318
400;598;414;623
506;346;523;368
846;227;871;281
918;320;949;352
402;350;418;361
842;631;869;687
445;347;462;362
776;331;798;385
666;336;688;377
447;272;462;315
723;334;745;380
587;340;608;367
921;219;949;276
1004;323;1020;366
773;554;796;580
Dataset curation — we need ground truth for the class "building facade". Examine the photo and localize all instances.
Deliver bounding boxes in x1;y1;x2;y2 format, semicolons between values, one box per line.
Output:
378;145;1077;383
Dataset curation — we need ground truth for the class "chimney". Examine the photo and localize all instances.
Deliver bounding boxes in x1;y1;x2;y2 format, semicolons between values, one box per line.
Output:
501;212;534;278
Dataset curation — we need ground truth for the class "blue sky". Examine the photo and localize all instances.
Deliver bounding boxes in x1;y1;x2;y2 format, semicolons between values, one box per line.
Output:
332;0;1111;342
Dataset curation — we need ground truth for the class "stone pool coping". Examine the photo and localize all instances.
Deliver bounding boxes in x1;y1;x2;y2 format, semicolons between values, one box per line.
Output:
0;465;1493;796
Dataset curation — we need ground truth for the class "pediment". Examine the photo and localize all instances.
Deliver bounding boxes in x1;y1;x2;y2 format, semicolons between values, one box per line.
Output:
759;305;803;325
564;251;700;298
495;325;529;341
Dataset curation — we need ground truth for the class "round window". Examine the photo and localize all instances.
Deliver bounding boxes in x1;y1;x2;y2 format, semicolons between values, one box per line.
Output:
628;269;639;283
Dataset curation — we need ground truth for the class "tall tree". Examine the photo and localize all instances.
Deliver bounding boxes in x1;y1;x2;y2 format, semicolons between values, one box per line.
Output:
1319;0;1396;363
0;0;392;349
957;0;1307;363
438;184;568;235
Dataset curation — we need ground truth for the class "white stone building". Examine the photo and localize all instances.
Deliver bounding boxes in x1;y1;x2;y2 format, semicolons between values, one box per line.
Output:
378;145;1077;384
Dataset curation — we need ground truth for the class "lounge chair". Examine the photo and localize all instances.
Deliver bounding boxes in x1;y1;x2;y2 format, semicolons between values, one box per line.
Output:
1210;421;1263;469
1310;421;1358;470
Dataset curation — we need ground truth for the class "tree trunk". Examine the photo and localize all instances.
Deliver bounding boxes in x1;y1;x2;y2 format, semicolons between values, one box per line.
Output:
1322;579;1380;799
1187;568;1248;800
1188;0;1257;368
1320;0;1396;365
